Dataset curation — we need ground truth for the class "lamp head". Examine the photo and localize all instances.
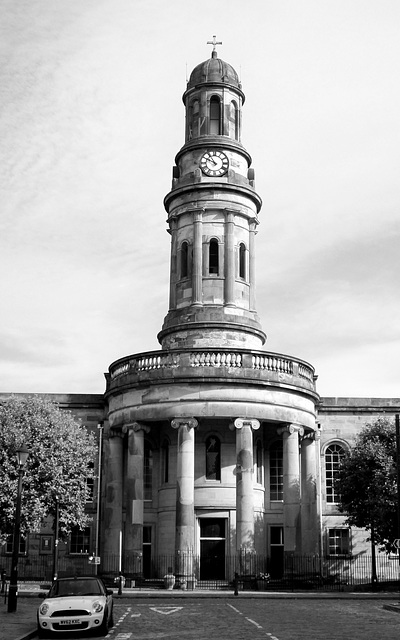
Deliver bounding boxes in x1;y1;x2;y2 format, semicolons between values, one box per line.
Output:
16;443;30;469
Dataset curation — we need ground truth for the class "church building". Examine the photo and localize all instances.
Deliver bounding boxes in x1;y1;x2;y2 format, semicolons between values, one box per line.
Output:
1;43;399;587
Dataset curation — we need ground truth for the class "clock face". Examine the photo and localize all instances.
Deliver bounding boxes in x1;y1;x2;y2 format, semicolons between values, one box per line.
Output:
200;151;229;177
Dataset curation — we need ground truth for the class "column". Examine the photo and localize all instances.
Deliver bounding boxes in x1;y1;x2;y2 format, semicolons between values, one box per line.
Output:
192;210;203;305
168;217;178;309
123;422;149;575
249;221;257;311
277;424;304;554
234;418;260;552
301;431;320;555
102;430;124;564
171;417;198;579
224;210;235;306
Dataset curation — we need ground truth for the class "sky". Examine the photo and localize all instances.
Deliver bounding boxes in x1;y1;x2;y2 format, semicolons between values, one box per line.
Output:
1;0;400;399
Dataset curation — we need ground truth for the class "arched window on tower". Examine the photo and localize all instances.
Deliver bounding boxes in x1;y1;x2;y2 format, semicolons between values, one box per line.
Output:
190;99;200;139
209;239;219;275
209;96;221;135
144;440;153;501
239;243;246;279
206;436;221;480
269;440;283;501
229;100;239;140
181;241;189;279
325;443;346;503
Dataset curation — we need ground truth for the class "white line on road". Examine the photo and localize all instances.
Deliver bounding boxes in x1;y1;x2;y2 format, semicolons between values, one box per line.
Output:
246;617;263;629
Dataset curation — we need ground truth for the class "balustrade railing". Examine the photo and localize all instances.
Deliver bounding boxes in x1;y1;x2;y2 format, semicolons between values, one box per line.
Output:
109;349;315;389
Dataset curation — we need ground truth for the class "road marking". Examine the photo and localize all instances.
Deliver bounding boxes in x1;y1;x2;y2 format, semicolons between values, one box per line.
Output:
246;617;263;629
131;613;141;617
228;602;281;639
227;603;243;614
150;606;183;615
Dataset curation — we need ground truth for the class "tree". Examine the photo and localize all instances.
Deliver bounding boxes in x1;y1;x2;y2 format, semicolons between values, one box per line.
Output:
336;416;398;556
0;395;97;544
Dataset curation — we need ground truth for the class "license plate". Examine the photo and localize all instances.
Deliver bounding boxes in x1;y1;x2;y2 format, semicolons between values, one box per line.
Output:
59;619;81;626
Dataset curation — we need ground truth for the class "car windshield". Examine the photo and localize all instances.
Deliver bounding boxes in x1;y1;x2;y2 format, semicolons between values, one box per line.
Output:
49;579;103;597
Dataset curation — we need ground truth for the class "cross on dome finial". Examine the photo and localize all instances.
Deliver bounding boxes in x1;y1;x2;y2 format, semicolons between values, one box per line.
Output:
207;35;222;56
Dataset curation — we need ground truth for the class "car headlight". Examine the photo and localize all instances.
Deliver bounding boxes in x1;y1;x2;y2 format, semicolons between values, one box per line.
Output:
92;601;104;613
39;603;50;615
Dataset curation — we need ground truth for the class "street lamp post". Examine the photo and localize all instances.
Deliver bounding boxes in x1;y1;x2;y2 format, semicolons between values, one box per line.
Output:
7;444;30;613
52;496;59;582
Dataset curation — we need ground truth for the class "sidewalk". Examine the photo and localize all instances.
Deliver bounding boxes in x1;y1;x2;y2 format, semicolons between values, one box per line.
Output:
1;585;399;640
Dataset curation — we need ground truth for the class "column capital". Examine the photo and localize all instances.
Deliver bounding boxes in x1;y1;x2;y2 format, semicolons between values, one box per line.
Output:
122;422;150;435
301;430;319;442
233;418;260;431
171;417;198;430
109;427;124;439
277;423;304;437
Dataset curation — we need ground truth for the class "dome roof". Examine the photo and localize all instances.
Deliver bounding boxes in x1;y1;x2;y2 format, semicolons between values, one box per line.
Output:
187;51;240;89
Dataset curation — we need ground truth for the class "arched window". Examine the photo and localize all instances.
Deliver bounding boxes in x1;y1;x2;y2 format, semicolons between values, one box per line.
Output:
206;436;221;480
181;241;189;279
209;97;220;135
144;441;153;501
229;100;239;140
239;243;246;279
209;238;219;275
269;441;283;501
325;443;345;503
162;439;169;484
190;99;200;139
255;439;263;484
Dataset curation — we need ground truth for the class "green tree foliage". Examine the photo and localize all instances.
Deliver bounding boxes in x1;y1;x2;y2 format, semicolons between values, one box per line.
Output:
336;417;398;552
0;396;96;544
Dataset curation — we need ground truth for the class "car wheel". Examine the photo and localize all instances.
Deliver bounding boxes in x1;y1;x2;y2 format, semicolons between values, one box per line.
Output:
98;608;110;636
37;626;47;639
109;606;114;628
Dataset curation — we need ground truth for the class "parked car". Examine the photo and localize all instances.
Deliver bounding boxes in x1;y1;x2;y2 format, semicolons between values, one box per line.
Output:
37;575;114;637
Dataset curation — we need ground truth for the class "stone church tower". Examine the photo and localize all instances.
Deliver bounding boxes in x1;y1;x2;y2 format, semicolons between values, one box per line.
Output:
102;42;320;581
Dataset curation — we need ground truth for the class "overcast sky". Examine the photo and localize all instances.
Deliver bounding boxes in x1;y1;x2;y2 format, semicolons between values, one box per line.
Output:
1;0;399;399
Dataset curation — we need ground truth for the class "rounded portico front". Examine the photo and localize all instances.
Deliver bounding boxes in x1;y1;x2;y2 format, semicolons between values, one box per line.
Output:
103;347;320;579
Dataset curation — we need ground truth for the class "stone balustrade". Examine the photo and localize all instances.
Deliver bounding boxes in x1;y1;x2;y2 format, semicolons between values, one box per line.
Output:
107;348;317;394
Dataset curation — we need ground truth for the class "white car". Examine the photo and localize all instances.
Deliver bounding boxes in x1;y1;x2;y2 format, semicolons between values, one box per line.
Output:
37;575;114;637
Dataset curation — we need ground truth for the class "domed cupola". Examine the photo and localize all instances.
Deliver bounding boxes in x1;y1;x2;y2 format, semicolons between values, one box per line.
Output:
187;50;242;92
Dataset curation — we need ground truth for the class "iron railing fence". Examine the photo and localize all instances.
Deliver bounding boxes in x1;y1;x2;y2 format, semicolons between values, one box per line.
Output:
1;554;399;591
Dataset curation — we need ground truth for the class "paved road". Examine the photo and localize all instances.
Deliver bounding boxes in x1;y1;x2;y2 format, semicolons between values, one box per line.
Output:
54;598;399;640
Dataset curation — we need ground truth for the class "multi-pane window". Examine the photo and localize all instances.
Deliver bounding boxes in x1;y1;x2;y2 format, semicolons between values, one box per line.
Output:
325;444;345;503
144;441;153;501
205;436;221;480
6;534;26;555
209;239;219;275
269;441;283;500
255;439;263;485
86;461;94;502
328;528;350;555
70;527;90;554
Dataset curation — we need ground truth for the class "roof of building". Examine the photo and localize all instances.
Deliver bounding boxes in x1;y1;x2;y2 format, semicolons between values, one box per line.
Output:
187;51;240;89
